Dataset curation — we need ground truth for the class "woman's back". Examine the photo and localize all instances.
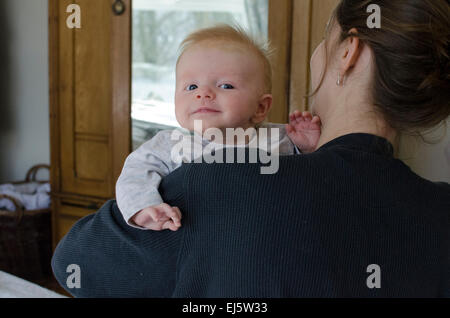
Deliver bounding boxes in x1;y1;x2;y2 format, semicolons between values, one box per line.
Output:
171;133;450;297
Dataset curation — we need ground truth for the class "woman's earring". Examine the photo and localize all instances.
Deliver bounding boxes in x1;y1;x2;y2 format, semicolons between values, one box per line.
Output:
336;73;345;87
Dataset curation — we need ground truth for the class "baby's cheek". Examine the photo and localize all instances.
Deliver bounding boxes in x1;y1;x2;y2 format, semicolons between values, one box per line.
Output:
175;112;190;130
182;119;195;131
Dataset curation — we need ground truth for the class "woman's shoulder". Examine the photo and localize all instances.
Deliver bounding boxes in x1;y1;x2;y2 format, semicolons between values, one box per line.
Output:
433;181;450;205
398;161;450;204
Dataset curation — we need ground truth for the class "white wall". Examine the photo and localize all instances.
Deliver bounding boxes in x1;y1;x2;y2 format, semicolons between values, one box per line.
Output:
0;0;49;182
399;120;450;184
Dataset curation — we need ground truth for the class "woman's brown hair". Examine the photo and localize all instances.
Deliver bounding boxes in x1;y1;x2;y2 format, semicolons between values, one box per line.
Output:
320;0;449;133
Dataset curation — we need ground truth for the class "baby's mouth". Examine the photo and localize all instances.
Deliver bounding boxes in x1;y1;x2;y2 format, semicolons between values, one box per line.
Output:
192;107;221;114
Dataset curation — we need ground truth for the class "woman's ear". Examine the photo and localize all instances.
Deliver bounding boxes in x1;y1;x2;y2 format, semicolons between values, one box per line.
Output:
340;28;361;75
251;94;273;125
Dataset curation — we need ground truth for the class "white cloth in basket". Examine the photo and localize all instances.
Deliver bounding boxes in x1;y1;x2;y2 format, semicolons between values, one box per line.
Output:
0;182;50;212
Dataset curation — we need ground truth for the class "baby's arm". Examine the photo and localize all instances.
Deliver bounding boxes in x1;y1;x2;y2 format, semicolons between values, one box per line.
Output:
285;111;321;153
115;131;182;231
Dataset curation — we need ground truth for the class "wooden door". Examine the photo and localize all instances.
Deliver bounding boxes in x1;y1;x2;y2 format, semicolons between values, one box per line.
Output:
49;0;131;244
49;0;130;199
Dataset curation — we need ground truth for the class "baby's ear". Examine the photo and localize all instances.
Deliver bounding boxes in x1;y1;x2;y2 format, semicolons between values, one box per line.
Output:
251;94;273;125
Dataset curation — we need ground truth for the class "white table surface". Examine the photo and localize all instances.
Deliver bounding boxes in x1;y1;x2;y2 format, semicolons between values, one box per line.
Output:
0;271;67;298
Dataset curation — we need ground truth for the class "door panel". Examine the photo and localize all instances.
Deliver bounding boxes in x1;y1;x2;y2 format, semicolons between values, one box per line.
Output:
58;0;113;198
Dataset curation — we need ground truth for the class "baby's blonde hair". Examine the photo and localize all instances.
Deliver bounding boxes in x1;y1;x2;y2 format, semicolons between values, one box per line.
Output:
176;24;273;94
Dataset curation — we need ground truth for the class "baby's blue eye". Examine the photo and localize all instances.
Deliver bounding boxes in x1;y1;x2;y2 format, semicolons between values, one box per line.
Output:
220;84;234;89
187;84;198;91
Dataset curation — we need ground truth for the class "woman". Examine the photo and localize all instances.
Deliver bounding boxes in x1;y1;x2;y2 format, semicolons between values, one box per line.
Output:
52;0;449;297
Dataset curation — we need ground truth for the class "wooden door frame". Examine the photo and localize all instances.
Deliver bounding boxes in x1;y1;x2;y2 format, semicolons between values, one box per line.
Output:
289;0;340;113
111;0;132;186
268;0;293;124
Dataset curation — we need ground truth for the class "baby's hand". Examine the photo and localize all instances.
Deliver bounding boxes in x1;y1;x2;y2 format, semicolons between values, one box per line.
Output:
285;111;321;154
131;203;182;231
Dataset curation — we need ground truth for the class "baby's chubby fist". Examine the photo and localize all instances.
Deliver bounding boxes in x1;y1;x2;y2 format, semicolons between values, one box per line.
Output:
131;203;182;231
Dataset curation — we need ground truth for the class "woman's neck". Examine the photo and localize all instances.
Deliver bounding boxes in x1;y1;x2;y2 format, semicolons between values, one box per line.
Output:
315;103;398;151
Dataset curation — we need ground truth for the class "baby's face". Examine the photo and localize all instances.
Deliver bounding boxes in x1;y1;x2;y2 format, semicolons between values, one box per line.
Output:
175;43;267;133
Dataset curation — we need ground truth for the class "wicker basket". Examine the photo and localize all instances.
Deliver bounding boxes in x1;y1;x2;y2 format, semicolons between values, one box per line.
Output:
0;165;52;283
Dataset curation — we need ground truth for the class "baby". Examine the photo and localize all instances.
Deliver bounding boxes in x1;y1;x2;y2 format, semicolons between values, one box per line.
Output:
116;25;321;231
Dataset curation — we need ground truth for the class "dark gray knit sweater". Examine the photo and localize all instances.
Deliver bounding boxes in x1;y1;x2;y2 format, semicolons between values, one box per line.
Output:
51;133;450;297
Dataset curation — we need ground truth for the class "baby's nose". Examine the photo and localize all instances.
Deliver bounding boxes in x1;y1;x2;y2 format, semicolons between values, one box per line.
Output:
196;88;215;99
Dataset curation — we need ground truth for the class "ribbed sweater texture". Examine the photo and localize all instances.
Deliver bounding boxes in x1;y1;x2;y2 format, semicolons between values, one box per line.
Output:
52;133;450;297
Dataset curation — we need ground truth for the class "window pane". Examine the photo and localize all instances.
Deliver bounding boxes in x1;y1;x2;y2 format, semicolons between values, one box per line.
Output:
131;0;269;150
